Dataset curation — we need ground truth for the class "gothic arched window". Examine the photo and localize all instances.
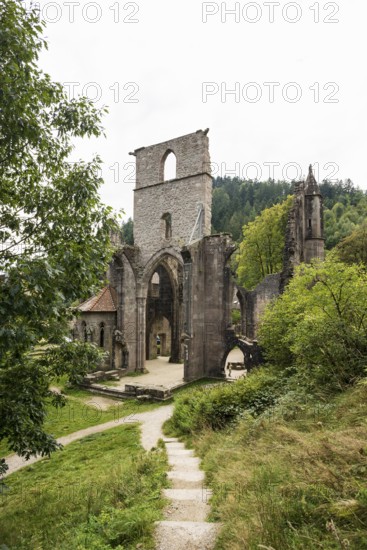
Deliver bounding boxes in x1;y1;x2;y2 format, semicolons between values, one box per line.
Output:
161;213;172;240
99;323;105;348
82;321;87;342
162;150;177;181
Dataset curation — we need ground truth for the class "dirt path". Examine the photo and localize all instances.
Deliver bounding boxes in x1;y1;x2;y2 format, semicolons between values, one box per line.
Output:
4;405;173;477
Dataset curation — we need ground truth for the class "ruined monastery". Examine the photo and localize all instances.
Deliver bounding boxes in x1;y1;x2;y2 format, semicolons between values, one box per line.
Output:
74;129;324;380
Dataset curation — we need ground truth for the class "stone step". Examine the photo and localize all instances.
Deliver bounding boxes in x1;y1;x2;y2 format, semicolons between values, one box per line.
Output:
162;437;178;443
154;520;219;550
163;499;210;522
168;456;201;469
163;488;211;502
166;449;195;457
165;442;187;450
168;479;204;490
167;470;205;483
167;470;206;489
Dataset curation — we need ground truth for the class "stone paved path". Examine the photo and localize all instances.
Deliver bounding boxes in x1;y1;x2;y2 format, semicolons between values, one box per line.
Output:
4;405;173;476
154;437;220;550
107;356;185;390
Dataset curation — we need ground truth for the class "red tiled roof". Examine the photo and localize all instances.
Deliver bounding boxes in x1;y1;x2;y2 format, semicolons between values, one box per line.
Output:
78;286;117;313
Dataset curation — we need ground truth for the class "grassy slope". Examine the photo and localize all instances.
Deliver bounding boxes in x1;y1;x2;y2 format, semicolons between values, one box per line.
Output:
0;424;168;549
0;378;221;548
185;383;367;549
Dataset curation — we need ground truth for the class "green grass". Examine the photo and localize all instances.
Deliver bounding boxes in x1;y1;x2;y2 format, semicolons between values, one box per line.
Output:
0;382;160;457
0;424;169;549
0;376;220;457
96;379;121;386
122;369;150;378
170;381;367;549
0;374;232;548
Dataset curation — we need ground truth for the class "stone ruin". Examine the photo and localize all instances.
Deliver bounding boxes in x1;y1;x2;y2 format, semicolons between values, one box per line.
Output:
74;130;324;381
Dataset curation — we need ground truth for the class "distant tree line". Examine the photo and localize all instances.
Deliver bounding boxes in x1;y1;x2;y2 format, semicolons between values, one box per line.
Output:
211;177;367;247
122;177;367;251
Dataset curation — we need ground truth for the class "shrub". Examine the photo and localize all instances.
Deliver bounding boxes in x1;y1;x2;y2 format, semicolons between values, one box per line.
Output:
169;367;280;435
259;258;367;390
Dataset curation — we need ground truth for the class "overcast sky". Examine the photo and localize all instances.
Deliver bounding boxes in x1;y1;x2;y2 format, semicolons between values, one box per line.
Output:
31;0;366;219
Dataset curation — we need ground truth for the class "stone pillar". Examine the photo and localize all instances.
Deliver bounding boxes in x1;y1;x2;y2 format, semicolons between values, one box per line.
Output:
136;296;146;372
170;288;182;363
181;235;235;380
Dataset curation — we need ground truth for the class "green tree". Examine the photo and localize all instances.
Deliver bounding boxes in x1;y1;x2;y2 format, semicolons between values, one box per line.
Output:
335;222;367;266
211;187;230;233
236;197;293;289
212;176;367;248
324;196;367;249
121;217;134;245
227;211;244;242
258;258;367;389
0;1;117;475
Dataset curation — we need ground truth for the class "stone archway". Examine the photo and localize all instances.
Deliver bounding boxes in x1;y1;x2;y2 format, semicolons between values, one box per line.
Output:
147;315;171;359
221;329;264;374
143;253;183;366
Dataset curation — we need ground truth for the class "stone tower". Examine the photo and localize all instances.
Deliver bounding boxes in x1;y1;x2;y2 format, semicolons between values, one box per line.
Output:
239;164;326;339
132;129;212;263
303;164;324;263
281;164;325;289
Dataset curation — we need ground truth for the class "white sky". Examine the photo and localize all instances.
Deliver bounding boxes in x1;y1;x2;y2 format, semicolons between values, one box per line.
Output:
30;0;366;219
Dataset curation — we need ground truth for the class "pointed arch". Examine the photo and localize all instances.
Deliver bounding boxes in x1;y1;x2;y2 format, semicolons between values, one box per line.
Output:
81;321;88;342
160;149;177;181
99;322;105;348
143;251;183;364
161;212;172;240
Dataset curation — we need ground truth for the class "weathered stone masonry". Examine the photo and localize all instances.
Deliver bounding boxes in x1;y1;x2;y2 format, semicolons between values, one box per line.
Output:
133;130;212;265
75;132;325;379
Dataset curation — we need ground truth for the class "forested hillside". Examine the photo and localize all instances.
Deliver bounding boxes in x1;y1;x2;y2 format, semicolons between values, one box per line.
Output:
122;178;367;251
212;177;367;247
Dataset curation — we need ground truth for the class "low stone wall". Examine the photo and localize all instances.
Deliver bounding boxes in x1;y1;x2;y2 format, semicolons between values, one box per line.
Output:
78;381;172;402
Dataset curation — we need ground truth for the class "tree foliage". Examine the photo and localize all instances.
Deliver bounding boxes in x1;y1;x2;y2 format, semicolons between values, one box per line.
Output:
323;197;367;249
334;222;367;267
121;217;134;245
0;1;117;475
236;197;293;289
212;177;292;241
212;176;367;246
258;258;367;389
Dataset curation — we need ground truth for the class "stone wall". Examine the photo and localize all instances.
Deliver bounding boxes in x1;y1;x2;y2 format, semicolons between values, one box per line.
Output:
74;312;116;370
108;250;137;372
133;130;212;264
182;234;235;380
304;193;324;263
148;316;172;359
237;273;281;340
134;129;211;189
